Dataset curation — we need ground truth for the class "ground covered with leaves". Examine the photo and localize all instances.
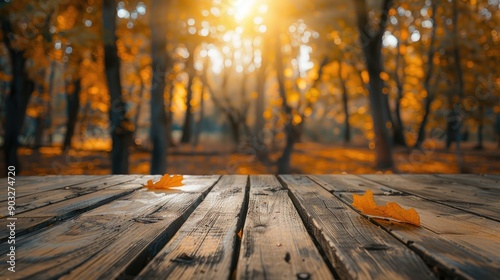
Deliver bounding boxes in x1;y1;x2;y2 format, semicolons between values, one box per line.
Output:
4;140;500;176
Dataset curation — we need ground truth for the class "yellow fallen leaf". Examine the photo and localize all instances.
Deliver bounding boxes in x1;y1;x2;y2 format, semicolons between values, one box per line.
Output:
237;229;242;240
144;174;184;190
352;190;420;226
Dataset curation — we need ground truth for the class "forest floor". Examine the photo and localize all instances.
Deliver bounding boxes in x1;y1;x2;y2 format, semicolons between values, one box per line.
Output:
4;140;500;176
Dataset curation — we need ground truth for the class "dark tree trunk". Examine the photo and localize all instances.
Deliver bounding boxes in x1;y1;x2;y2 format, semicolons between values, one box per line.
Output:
63;78;81;151
34;116;43;149
338;61;351;143
193;86;205;146
452;0;465;172
133;78;145;139
180;49;195;143
46;60;57;146
451;0;464;149
227;114;240;144
274;22;295;174
103;0;133;174
393;37;406;147
1;19;34;172
34;83;45;149
149;0;170;174
416;0;438;147
354;0;394;169
253;33;269;162
496;113;500;149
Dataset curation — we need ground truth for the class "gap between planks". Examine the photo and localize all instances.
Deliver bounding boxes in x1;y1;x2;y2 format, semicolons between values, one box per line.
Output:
136;175;248;280
310;174;500;279
237;175;334;279
0;176;150;243
360;174;500;222
279;175;434;280
0;175;220;279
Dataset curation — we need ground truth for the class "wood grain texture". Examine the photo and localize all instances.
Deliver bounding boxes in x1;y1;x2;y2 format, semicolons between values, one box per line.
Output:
136;175;248;280
0;175;138;217
60;175;221;280
237;175;334;279
0;176;219;279
0;175;104;189
361;174;500;221
435;174;500;191
0;175;110;202
311;175;500;279
0;176;148;242
279;175;434;280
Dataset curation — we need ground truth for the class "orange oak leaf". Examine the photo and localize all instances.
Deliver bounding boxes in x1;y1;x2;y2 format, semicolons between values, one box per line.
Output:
144;174;184;190
352;190;420;226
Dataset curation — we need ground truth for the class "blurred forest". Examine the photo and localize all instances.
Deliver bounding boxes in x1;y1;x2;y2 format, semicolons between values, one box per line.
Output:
0;0;499;175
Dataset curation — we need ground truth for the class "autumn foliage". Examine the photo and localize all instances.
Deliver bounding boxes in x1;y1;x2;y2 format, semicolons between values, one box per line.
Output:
352;190;420;226
144;174;184;190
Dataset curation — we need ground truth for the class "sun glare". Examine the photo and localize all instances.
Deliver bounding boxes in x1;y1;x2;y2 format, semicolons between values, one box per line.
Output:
232;0;256;22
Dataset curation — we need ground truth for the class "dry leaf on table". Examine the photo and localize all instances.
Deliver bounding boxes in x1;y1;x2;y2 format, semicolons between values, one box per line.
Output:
352;190;420;226
144;174;184;190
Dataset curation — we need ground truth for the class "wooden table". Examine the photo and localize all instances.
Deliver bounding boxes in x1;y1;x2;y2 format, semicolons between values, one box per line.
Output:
1;174;499;279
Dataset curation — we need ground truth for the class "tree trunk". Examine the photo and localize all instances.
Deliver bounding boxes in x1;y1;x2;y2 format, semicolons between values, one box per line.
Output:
354;0;394;169
103;0;133;174
193;86;205;146
133;76;145;140
338;61;351;143
180;48;195;143
1;19;34;172
416;0;438;147
46;60;57;146
452;0;465;172
253;33;269;162
227;114;240;144
393;37;406;146
274;22;295;174
34;82;45;149
149;0;170;174
34;64;54;150
63;78;81;151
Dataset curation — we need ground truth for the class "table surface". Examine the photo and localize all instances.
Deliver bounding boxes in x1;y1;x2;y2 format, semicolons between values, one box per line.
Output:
1;174;499;279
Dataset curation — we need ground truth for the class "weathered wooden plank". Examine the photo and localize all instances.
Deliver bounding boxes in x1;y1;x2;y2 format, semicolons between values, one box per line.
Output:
279;175;434;280
361;174;500;221
0;175;220;280
0;176;149;242
308;174;395;195
312;175;500;279
0;175;100;189
136;175;248;280
0;175;139;217
237;175;334;279
435;174;500;191
0;175;111;201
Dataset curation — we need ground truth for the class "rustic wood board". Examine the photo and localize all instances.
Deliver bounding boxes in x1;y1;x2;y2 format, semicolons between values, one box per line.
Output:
279;175;434;280
435;174;500;191
0;176;220;279
0;177;148;242
0;175;111;202
237;175;334;279
0;175;103;189
136;175;248;280
310;174;400;195
311;175;500;279
60;175;221;280
361;174;500;221
0;175;139;217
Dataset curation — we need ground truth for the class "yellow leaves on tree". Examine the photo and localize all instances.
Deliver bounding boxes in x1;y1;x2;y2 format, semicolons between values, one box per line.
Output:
352;190;420;226
144;174;184;190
